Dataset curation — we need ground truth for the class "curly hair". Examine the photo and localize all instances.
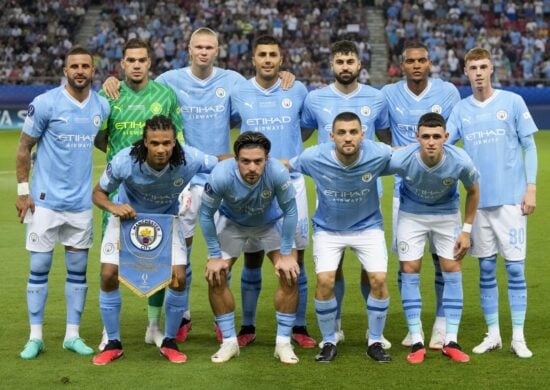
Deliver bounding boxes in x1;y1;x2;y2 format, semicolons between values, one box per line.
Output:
130;115;185;170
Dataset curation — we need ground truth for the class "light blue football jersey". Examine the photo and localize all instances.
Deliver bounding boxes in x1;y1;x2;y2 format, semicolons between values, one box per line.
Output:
301;83;389;143
200;158;297;256
290;141;392;232
387;143;479;214
231;78;307;161
23;86;110;211
381;78;460;147
156;67;245;185
99;144;217;214
447;90;538;208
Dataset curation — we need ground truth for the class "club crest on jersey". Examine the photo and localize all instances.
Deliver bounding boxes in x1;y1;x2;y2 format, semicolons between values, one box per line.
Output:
93;115;101;127
362;172;373;183
431;104;442;114
442;177;455;186
27;104;35;117
150;102;163;115
261;190;272;199
398;241;409;254
216;88;226;98
496;110;507;120
360;106;371;116
173;178;184;187
281;98;292;109
29;232;39;244
130;218;163;251
103;242;115;255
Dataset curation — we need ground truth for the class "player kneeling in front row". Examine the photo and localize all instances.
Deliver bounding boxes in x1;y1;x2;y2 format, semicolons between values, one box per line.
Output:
388;113;480;363
92;115;217;365
200;131;300;364
290;112;393;363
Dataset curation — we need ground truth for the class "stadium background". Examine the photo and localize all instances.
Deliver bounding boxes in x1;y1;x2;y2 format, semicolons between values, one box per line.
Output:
1;1;550;388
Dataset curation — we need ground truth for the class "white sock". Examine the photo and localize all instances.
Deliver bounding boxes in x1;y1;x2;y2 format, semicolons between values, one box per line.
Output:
445;333;457;344
433;316;446;330
65;324;79;340
512;328;525;341
30;324;43;340
488;325;500;339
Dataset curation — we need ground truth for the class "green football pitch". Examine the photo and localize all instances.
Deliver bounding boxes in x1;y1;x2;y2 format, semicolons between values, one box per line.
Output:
1;130;548;388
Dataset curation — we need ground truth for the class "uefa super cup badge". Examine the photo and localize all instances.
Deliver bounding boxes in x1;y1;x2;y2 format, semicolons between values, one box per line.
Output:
130;218;163;251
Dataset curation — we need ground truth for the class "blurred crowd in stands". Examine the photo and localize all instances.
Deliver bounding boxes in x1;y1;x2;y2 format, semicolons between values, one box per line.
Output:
1;0;549;87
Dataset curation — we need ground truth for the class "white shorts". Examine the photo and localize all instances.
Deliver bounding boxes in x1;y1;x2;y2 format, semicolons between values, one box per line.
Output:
26;206;93;252
101;216;187;266
470;205;526;261
216;214;282;260
312;229;388;273
244;174;309;252
396;211;461;261
392;196;436;255
180;184;203;239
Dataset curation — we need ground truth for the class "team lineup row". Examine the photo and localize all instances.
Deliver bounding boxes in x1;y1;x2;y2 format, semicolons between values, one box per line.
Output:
14;27;537;365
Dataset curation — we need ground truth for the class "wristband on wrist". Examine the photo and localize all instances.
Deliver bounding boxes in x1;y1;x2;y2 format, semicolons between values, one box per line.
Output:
17;182;30;196
462;223;472;234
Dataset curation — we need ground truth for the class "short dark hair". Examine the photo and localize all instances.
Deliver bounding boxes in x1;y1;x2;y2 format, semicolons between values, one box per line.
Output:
417;112;446;130
123;38;151;58
332;112;361;131
253;35;280;52
130;115;185;169
65;46;93;65
401;42;429;62
331;40;359;58
234;131;271;156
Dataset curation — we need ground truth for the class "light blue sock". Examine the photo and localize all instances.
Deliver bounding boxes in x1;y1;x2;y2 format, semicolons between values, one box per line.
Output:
479;256;499;327
401;273;422;337
100;289;121;341
366;295;390;343
27;251;53;325
65;250;88;325
505;260;527;330
215;312;236;339
276;311;296;338
442;271;463;337
315;298;337;344
240;265;262;326
182;246;192;319
334;278;345;327
164;288;186;339
295;264;308;327
433;254;445;318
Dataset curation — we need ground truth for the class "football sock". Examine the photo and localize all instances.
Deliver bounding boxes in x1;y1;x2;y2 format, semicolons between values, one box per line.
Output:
27;251;53;329
181;250;193;321
100;289;121;341
295;264;308;327
360;277;370;304
401;273;422;342
215;312;236;340
333;278;345;330
314;297;337;344
164;288;186;339
65;250;88;327
433;254;445;318
366;295;389;346
276;311;296;344
148;289;165;326
505;260;527;340
479;256;499;332
442;271;463;344
240;265;262;326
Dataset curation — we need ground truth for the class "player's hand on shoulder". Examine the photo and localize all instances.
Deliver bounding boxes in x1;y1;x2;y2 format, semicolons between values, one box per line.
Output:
279;70;295;90
205;258;229;286
102;77;122;100
109;204;136;219
275;253;299;284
